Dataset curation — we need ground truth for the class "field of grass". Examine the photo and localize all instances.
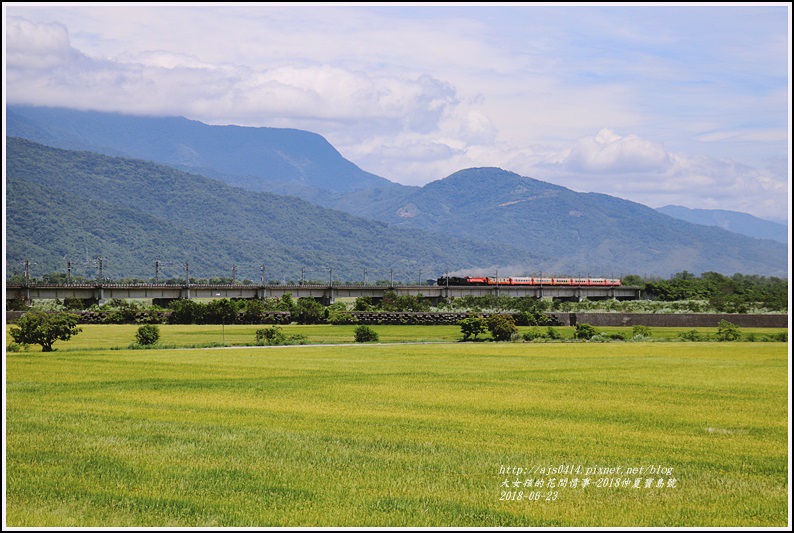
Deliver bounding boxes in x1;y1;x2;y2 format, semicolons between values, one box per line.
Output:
5;334;789;527
6;323;789;351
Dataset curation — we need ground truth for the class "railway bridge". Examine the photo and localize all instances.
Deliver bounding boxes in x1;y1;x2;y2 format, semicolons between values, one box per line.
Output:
6;282;642;306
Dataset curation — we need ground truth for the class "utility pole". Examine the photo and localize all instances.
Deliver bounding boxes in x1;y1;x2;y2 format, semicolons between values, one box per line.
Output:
95;256;105;304
185;261;191;300
301;266;305;286
260;263;267;300
232;264;237;285
390;268;394;288
154;258;174;284
363;269;367;285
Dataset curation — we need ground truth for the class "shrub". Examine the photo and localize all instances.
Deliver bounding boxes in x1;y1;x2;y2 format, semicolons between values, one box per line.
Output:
514;309;549;327
459;316;487;341
573;323;598;340
678;329;702;342
716;320;742;342
546;327;561;340
284;334;309;345
256;326;287;345
328;312;358;325
632;325;652;338
522;327;546;342
7;342;23;352
354;325;379;343
63;297;91;311
135;324;160;346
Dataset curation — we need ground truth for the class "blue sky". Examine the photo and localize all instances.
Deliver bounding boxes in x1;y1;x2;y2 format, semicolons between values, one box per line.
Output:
3;2;791;223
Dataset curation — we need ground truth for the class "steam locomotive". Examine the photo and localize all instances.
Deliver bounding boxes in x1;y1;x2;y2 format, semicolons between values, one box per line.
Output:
437;276;621;287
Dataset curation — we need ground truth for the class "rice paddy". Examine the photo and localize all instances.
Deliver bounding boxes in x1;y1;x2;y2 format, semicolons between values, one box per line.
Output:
4;327;790;526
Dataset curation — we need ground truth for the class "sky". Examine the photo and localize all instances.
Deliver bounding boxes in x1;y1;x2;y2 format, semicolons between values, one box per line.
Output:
3;2;791;223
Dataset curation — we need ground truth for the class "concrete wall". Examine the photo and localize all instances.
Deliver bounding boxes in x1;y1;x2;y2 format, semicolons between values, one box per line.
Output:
5;310;787;328
560;313;788;328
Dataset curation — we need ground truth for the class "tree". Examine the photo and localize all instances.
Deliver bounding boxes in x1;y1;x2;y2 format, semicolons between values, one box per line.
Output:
10;312;81;352
486;314;518;342
239;299;267;324
459;316;486;341
205;298;238;324
293;298;326;324
276;293;295;313
354;296;373;311
380;290;399;311
168;299;206;324
135;324;160;346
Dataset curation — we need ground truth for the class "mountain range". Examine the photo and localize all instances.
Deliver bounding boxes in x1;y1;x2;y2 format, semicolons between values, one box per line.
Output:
6;137;542;283
5;105;789;280
656;205;787;244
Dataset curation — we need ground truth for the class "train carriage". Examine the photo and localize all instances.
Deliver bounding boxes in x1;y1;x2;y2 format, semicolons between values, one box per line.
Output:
438;275;621;287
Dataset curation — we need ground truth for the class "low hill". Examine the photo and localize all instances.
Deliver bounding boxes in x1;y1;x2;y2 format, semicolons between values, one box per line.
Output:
5;138;542;282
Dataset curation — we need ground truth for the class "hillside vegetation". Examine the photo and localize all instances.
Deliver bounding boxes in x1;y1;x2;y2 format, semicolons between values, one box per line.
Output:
6;137;540;281
331;168;787;277
6;105;788;278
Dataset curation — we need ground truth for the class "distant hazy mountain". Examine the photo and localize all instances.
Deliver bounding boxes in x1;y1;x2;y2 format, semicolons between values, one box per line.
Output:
7;105;398;197
656;205;788;244
6;138;542;281
328;167;787;277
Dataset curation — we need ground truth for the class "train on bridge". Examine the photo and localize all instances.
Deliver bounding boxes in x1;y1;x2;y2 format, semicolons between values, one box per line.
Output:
437;276;622;287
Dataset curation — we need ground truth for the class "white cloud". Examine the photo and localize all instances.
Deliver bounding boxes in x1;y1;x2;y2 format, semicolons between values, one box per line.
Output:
515;130;789;222
5;16;77;69
5;16;460;134
562;128;672;174
4;6;789;224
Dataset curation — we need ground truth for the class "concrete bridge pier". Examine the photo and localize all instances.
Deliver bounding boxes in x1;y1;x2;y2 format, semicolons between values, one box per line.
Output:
320;288;335;306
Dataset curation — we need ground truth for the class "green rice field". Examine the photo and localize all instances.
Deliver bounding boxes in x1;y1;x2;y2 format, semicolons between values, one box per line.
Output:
4;326;790;527
5;323;789;350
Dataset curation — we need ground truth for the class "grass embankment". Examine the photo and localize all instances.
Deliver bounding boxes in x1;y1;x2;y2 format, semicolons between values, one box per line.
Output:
5;340;788;527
